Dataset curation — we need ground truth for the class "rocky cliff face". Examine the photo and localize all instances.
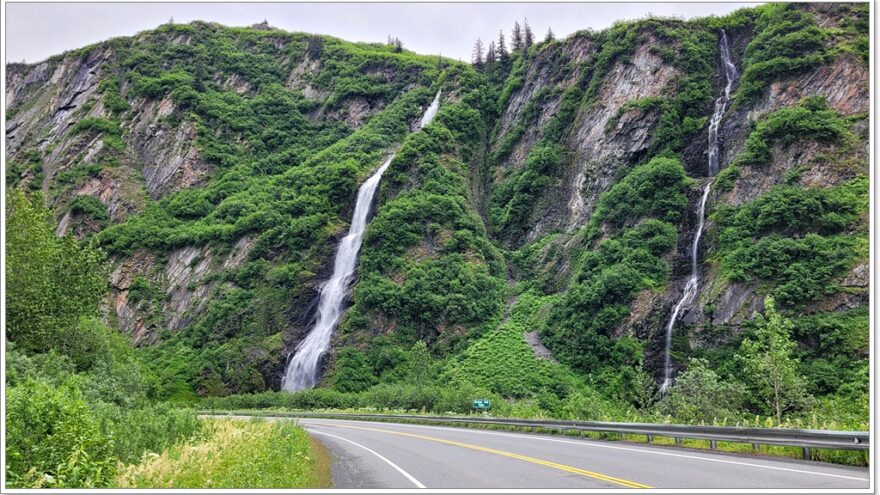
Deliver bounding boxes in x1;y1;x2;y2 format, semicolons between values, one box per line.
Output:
5;3;869;396
6;21;446;394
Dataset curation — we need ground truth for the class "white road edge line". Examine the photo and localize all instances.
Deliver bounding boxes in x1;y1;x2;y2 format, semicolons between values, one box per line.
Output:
308;428;427;489
302;419;869;483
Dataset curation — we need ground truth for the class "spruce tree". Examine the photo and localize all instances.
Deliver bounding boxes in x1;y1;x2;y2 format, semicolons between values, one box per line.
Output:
472;38;485;68
524;19;534;49
497;30;509;64
512;21;523;51
545;27;555;43
486;41;496;64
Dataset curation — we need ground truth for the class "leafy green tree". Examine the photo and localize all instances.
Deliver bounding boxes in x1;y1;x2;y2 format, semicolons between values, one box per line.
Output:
5;190;108;356
656;359;746;423
736;296;810;423
405;341;433;390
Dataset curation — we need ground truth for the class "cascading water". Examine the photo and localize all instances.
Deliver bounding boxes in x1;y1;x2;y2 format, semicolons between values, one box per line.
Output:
707;30;738;177
281;90;441;392
420;90;442;129
659;30;737;393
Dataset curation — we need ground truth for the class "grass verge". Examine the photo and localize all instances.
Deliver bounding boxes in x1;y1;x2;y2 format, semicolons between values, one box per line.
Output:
113;418;331;488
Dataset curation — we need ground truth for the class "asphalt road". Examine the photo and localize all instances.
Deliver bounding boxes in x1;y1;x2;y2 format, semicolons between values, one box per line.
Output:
290;417;869;489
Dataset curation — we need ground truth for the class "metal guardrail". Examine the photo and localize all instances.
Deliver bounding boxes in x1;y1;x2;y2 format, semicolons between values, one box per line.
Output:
203;411;869;460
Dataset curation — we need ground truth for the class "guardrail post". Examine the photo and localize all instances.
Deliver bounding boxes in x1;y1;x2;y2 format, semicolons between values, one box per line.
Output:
710;440;717;450
675;437;682;445
802;447;812;460
647;435;653;443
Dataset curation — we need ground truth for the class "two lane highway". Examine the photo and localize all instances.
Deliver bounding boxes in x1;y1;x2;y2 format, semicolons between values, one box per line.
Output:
294;418;869;489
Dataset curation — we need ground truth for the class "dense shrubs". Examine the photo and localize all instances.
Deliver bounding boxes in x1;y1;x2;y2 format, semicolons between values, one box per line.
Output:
592;156;692;226
541;157;690;402
735;97;852;166
737;4;830;101
714;178;867;306
6;382;116;488
67;195;110;228
490;143;563;240
5;191;201;488
70;117;125;150
345;96;505;349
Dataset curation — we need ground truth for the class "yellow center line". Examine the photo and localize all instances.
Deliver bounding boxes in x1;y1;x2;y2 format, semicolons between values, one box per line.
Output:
307;421;652;489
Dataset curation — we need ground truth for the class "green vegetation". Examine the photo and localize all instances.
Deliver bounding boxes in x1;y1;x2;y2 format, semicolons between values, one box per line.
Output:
5;4;870;479
344;89;505;351
6;190;107;355
736;296;808;422
714;177;867;306
67;195;110;232
114;419;329;488
605;96;666;131
737;4;830;101
792;307;868;399
71;117;125;151
81;22;465;395
656;358;745;423
735;96;852;167
5;149;44;192
541;157;690;403
5;191;202;488
98;76;130;114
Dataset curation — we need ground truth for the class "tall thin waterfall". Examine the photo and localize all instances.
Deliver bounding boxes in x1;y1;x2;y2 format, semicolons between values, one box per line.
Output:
420;90;442;129
659;31;737;393
707;30;738;176
281;91;442;392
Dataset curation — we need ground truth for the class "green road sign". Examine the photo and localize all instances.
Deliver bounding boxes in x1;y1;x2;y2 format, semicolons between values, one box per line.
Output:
472;399;491;410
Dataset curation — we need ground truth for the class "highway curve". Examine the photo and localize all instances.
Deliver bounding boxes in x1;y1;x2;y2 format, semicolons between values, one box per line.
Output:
291;417;869;489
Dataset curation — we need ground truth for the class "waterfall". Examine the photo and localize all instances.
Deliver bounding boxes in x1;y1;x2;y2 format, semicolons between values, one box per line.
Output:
281;90;441;392
420;90;441;129
707;30;738;176
659;30;737;393
660;184;711;392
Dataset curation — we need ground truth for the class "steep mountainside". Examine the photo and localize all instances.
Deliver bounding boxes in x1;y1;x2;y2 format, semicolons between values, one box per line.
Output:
6;3;869;420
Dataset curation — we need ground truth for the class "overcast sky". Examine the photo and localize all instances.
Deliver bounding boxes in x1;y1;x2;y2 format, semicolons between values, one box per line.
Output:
6;2;757;64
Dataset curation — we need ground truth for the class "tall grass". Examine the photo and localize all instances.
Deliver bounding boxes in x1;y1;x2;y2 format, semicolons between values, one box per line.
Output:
114;418;329;488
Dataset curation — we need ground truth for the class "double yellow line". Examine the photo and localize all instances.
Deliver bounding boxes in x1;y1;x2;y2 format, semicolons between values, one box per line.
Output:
309;422;652;489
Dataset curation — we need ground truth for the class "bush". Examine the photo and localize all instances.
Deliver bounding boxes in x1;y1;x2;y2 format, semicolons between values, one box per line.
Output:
655;359;746;423
714;177;867;306
735;97;851;167
594;156;692;227
737;4;830;101
67;195;110;225
6;382;116;488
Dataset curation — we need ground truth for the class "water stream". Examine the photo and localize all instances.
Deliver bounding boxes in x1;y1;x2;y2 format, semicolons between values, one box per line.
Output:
281;90;441;391
659;31;737;393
